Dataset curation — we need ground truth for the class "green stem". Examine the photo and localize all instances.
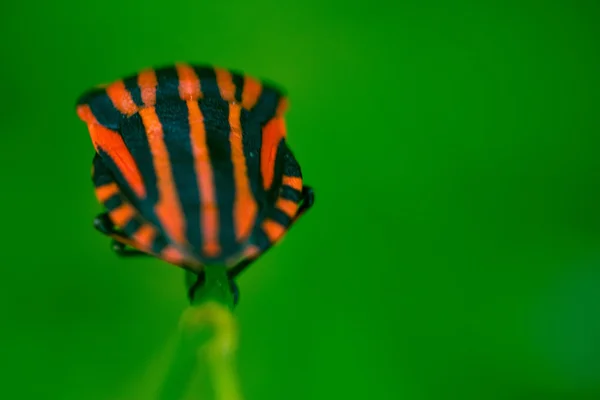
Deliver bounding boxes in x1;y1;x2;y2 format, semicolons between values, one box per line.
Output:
159;266;241;400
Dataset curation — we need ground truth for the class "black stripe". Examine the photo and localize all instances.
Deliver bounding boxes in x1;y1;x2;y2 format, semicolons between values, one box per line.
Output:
231;71;244;103
103;194;123;211
259;77;287;98
239;108;266;219
270;208;292;228
266;139;303;204
194;66;219;99
154;99;203;255
155;66;181;100
122;218;142;237
280;186;302;202
151;234;169;254
78;88;121;129
123;75;143;107
91;153;114;186
254;228;272;249
118;113;159;205
76;88;99;106
280;141;303;178
265;139;289;202
251;87;280;124
200;97;237;257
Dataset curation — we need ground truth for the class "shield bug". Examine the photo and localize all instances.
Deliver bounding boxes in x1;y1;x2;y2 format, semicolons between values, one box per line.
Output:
75;64;314;305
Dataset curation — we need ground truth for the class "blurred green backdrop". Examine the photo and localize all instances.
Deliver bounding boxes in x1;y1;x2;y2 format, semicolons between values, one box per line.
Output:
1;1;599;399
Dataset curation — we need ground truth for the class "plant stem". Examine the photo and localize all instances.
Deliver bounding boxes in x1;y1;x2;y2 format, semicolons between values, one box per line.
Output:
159;266;242;400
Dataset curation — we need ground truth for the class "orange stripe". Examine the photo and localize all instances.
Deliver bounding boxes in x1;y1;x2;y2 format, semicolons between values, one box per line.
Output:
89;125;146;198
79;105;146;198
276;97;289;117
106;80;138;116
138;69;157;107
187;100;221;257
161;246;186;265
77;104;96;125
242;244;260;259
215;68;236;102
161;246;202;270
229;103;258;240
139;108;187;245
111;224;157;255
109;225;155;255
275;198;299;218
109;203;136;228
95;182;119;202
262;219;286;242
260;117;286;190
176;63;202;100
131;224;157;251
241;76;262;109
282;175;303;191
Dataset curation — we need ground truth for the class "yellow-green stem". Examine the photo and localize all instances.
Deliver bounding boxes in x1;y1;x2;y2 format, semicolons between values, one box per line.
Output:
159;266;242;400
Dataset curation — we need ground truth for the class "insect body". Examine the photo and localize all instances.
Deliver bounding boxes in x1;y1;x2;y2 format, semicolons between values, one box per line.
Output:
76;64;314;303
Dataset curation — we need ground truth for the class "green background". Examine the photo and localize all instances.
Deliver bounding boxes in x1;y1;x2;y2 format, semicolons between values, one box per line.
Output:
1;1;599;399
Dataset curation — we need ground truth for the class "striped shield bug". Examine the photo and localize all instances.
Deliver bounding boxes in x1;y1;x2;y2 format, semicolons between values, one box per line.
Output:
75;64;314;305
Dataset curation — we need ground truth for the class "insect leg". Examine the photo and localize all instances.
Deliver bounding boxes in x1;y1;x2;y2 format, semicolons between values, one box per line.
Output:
110;239;150;257
93;212;114;235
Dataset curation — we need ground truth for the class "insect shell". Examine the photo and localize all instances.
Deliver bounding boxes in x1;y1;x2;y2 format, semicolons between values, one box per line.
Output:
75;64;314;300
